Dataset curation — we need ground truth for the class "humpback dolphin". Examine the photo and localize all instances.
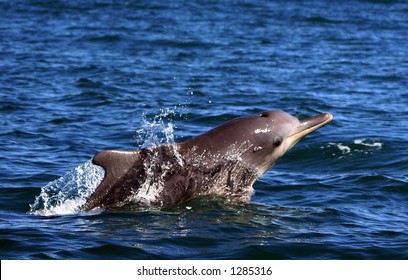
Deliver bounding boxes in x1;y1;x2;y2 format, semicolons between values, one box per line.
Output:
83;110;333;211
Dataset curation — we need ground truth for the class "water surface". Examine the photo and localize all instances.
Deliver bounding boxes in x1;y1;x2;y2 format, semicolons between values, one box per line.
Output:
1;0;407;259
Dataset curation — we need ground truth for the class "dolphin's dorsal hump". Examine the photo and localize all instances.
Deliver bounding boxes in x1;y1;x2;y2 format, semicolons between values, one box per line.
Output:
92;150;140;176
83;150;141;210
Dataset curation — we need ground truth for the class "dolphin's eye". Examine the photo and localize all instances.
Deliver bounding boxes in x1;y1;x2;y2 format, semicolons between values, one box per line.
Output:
274;137;282;147
260;112;268;117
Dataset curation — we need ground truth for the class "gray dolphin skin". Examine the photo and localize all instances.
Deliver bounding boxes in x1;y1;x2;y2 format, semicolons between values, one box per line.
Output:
83;110;333;211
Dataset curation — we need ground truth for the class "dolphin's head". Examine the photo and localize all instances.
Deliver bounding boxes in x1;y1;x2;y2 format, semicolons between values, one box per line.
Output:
242;110;333;173
179;110;332;174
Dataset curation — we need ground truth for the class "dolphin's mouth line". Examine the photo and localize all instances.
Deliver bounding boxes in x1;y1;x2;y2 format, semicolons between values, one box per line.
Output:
289;113;333;139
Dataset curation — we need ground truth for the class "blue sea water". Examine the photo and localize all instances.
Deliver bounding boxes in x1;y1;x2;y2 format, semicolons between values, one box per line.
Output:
1;0;407;259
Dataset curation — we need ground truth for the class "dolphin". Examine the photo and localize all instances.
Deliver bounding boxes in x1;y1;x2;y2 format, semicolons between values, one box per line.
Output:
83;110;333;211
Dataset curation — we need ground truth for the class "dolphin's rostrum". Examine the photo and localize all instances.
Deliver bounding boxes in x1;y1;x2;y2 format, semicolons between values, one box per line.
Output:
83;110;333;211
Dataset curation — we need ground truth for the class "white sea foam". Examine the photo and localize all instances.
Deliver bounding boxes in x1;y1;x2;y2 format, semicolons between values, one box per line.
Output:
354;138;383;148
29;160;105;216
329;142;351;154
327;138;383;158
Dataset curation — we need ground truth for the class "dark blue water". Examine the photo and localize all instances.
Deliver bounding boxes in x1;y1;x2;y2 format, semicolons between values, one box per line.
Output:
1;0;407;259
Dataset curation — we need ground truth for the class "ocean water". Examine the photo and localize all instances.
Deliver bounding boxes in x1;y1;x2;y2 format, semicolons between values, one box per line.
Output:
1;0;407;259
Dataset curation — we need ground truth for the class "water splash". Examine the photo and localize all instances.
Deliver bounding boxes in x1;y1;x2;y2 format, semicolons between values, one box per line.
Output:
29;108;185;215
29;160;105;216
130;106;187;206
134;106;182;148
130;147;168;206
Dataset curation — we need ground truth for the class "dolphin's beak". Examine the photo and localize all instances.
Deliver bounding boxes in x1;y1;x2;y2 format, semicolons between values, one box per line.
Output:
287;113;333;145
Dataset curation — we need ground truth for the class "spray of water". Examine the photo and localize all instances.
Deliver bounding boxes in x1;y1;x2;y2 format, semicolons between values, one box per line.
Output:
29;160;105;216
29;107;182;216
135;106;182;148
